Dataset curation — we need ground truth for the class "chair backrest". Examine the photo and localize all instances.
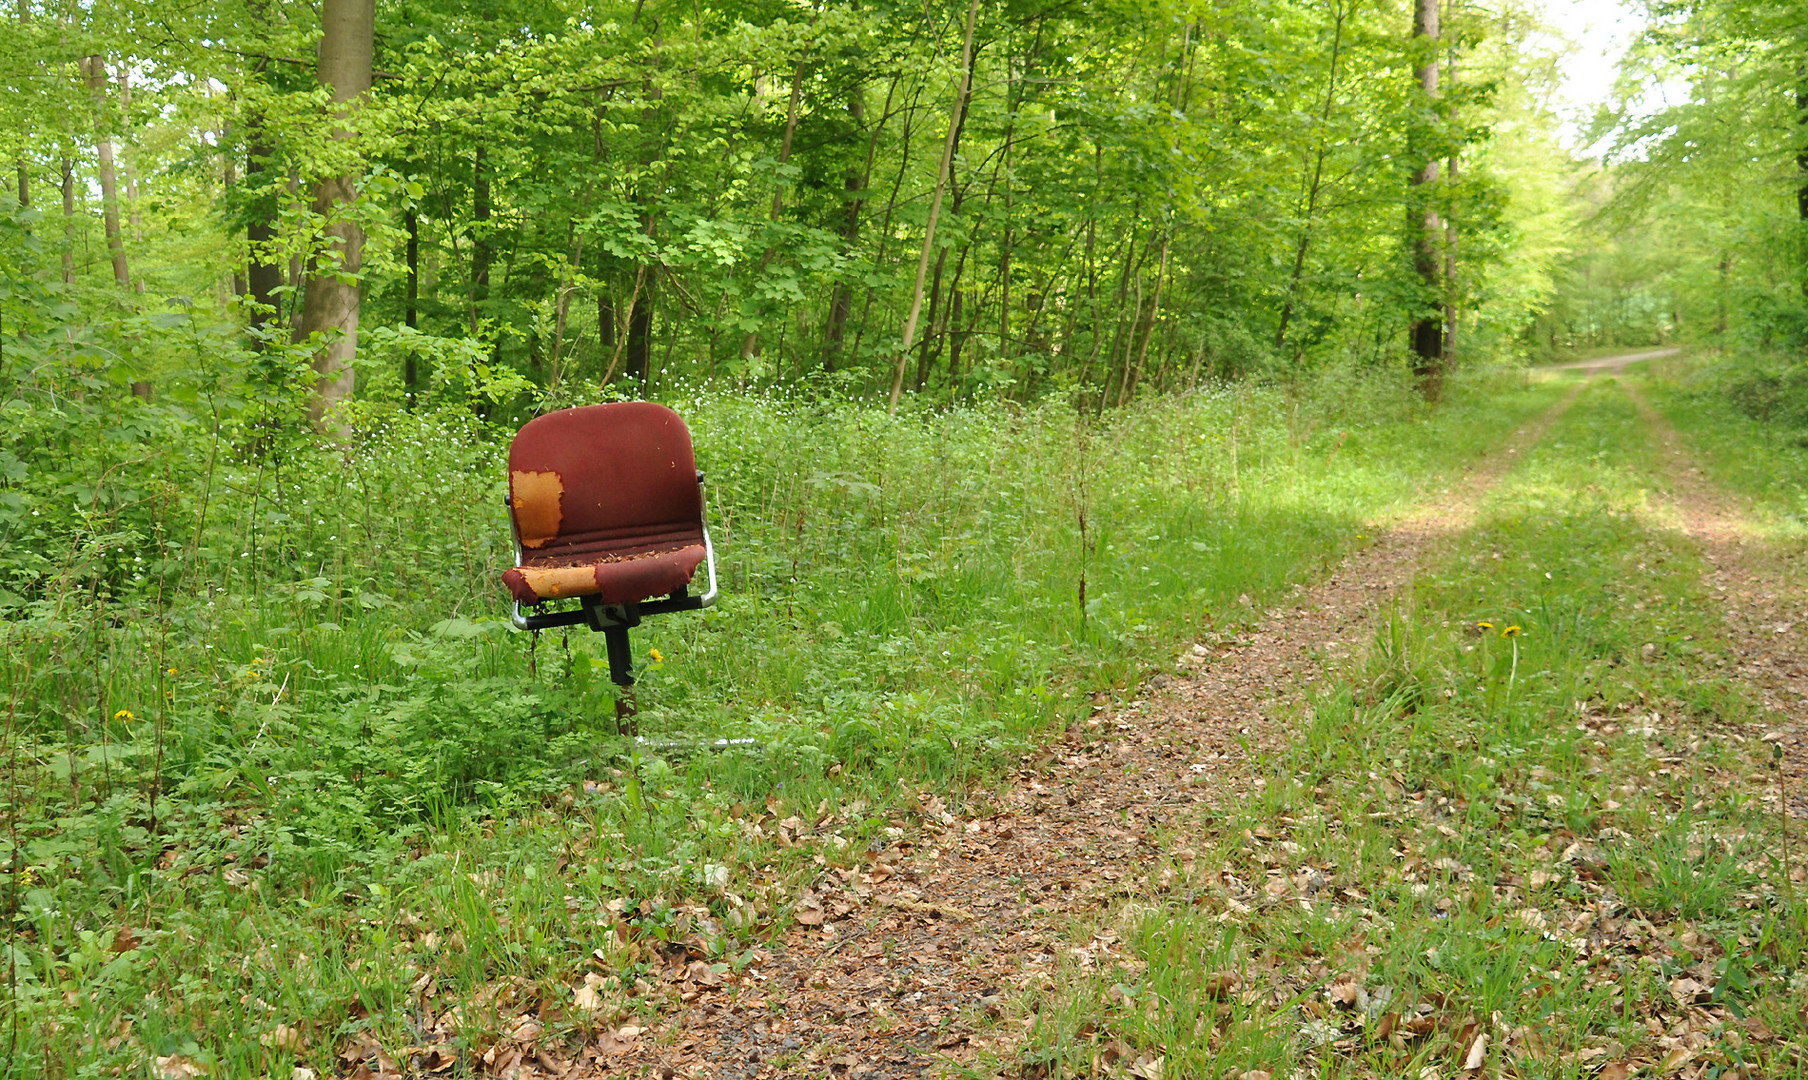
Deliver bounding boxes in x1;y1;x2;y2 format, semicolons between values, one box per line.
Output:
507;403;704;562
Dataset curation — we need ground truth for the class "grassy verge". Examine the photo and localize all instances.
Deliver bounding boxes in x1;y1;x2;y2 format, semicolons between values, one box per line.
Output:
1016;377;1807;1079
1;370;1564;1078
1641;351;1808;534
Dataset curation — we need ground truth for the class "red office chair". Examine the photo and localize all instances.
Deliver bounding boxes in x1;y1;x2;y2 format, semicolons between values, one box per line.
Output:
501;402;718;686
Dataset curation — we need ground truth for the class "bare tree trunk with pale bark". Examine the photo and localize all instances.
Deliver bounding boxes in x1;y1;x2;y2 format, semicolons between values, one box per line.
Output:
58;151;74;283
14;0;29;210
295;0;373;430
80;55;131;290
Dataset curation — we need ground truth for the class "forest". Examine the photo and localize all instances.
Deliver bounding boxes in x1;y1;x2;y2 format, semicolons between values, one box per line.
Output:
2;0;1807;1076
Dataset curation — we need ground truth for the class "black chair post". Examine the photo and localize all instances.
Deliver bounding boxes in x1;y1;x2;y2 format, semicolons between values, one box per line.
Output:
603;625;635;687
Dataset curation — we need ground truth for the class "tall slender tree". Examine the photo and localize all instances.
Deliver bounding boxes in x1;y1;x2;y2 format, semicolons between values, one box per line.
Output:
295;0;374;428
889;0;980;415
1407;0;1444;400
79;54;129;289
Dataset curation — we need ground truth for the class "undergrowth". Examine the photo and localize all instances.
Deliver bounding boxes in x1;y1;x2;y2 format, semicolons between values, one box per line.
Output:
0;357;1563;1076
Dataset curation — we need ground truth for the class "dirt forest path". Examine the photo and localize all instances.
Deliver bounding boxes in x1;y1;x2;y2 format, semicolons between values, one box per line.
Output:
1611;376;1808;823
594;380;1597;1080
1547;347;1681;375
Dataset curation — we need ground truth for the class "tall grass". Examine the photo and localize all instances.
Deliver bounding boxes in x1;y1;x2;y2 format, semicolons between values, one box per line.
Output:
0;367;1560;1078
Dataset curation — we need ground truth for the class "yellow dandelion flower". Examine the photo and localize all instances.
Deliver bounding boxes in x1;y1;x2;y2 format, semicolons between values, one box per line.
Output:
1502;625;1522;637
1476;621;1494;631
166;666;177;676
113;709;135;723
649;648;665;663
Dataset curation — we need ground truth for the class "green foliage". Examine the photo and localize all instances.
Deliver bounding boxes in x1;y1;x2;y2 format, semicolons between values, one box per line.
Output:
3;0;1578;408
1548;0;1808;355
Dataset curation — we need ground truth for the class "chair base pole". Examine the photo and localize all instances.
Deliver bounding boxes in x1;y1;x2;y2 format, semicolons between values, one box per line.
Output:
603;624;635;688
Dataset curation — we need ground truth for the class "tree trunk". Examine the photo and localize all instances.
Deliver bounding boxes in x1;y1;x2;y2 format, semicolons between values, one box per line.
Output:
13;0;27;210
888;0;981;415
404;205;419;402
294;0;374;430
849;71;929;366
226;154;243;298
471;145;491;333
1798;73;1808;224
1797;72;1807;296
80;56;130;289
916;244;949;389
947;252;971;387
1110;252;1145;409
1717;253;1729;336
1444;149;1459;361
59;151;74;284
933;242;971;387
1122;233;1169;405
117;66;142;292
626;285;652;387
1407;0;1443;401
1068;154;1099;384
1443;37;1459;361
245;133;283;329
549;228;583;389
997;28;1028;370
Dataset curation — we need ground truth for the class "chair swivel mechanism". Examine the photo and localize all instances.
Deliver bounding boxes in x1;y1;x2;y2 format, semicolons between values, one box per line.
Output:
500;402;718;688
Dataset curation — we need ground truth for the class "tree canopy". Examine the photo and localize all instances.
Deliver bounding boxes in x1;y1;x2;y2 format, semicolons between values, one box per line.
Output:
2;0;1601;418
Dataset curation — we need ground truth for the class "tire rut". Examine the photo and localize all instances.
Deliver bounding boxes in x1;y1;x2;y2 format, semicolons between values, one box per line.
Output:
1613;377;1808;821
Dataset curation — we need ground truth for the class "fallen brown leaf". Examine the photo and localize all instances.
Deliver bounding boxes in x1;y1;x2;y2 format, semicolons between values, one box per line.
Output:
1659;1046;1695;1073
1201;972;1241;1000
1667;977;1704;1007
1374;1012;1399;1041
1329;975;1362;1009
154;1056;206;1080
417;1046;457;1073
1462;1032;1487;1072
259;1024;305;1055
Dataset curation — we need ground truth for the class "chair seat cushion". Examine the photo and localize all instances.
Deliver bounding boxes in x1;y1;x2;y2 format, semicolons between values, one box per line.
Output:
503;544;706;606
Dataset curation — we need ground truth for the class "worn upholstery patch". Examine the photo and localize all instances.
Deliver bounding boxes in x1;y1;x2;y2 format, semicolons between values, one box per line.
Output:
510;469;564;549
